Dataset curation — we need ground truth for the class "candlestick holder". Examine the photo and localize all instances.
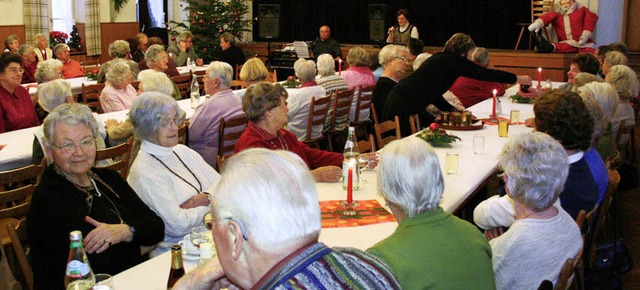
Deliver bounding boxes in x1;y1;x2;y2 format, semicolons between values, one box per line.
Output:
340;200;359;216
489;113;498;122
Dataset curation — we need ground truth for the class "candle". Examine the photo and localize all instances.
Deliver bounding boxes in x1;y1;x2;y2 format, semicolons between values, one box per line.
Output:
338;59;342;76
537;67;542;89
492;89;497;120
347;167;353;203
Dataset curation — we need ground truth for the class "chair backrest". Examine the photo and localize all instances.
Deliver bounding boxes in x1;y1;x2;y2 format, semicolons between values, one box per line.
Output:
374;116;401;148
81;83;105;114
230;79;244;90
532;0;554;21
357;134;376;153
353;85;374;123
553;248;584;290
0;159;46;221
235;64;243;80
615;120;635;162
370;102;380;125
171;74;192;100
178;120;189;146
218;114;248;157
269;69;278;82
304;96;332;143
81;59;100;71
409;114;421;134
329;89;355;132
129;80;140;92
587;170;620;264
95;136;134;179
6;219;33;290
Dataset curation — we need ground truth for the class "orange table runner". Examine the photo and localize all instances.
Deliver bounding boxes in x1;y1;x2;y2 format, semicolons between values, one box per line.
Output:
320;199;396;228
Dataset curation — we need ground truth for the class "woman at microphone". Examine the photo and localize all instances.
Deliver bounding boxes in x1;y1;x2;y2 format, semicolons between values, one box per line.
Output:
386;9;419;45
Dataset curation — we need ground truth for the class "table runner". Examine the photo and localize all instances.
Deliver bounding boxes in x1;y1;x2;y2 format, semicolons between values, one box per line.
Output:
320;199;396;228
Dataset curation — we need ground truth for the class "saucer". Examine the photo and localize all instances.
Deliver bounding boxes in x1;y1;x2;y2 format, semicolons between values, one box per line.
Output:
182;252;200;261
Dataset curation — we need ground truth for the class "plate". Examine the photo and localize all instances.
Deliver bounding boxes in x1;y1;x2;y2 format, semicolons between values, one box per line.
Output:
182;252;200;261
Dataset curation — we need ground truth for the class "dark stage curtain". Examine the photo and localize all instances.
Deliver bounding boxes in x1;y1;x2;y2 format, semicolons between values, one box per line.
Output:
253;0;531;49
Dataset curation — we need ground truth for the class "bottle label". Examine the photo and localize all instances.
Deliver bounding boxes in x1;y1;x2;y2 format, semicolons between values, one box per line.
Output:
66;260;91;278
70;241;82;248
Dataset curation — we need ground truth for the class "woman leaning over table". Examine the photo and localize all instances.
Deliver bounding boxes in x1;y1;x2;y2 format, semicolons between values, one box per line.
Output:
0;51;40;133
100;59;137;113
127;92;220;257
141;44;181;100
97;40;140;84
474;132;582;290
367;137;495;289
234;82;344;183
27;103;164;290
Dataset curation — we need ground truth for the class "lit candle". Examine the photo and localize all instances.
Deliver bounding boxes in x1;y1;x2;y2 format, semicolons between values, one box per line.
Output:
538;67;542;89
492;89;497;120
338;59;342;76
347;167;353;204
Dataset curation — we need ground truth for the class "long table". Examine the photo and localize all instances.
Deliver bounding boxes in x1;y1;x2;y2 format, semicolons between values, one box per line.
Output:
110;83;564;289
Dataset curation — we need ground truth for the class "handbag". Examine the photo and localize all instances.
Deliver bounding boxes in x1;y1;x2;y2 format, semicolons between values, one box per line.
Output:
584;239;633;290
0;244;22;290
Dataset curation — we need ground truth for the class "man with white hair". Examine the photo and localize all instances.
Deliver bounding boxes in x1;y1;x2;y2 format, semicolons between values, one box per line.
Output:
173;149;401;290
188;61;244;168
53;43;85;78
287;58;326;141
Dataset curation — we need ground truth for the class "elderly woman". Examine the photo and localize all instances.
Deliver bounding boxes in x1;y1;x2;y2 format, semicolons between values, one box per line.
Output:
579;97;610;203
0;52;40;133
4;35;20;52
386;9;419;44
579;81;619;162
189;61;243;167
234;82;343;183
602;51;628;77
474;132;582;289
341;48;376;118
606;64;639;145
287;58;327;141
316;53;349;132
34;58;63;84
367;137;495;289
32;79;109;164
34;33;52;62
140;44;181;99
218;32;245;78
127;92;220;257
99;60;137;113
18;44;38;84
97;40;140;84
235;57;270;98
372;44;409;116
53;43;85;79
27;103;164;289
383;33;531;136
571;72;603;93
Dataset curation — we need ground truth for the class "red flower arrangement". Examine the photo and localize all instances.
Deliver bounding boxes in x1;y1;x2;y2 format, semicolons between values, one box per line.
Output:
49;31;69;48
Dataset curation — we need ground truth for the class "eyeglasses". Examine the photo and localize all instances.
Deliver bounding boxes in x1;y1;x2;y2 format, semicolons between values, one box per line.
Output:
5;67;24;74
160;116;183;128
52;138;96;154
394;56;408;62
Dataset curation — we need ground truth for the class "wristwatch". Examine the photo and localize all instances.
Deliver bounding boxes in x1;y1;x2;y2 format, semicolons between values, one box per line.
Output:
128;224;136;237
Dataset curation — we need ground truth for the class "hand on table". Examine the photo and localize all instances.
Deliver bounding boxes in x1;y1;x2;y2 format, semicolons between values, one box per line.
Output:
484;227;505;241
173;257;239;290
180;193;210;209
311;166;342;183
84;216;133;254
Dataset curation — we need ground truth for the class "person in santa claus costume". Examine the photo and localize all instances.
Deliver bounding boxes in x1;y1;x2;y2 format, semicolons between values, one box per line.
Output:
528;0;598;54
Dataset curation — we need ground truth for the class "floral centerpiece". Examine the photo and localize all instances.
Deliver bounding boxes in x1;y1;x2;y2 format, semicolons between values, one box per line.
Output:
85;69;99;81
283;76;301;88
508;93;535;104
49;31;69;48
417;123;461;147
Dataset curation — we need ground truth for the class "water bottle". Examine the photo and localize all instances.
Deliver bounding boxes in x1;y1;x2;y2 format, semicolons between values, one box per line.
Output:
342;127;360;190
64;231;95;290
190;74;200;109
186;57;191;68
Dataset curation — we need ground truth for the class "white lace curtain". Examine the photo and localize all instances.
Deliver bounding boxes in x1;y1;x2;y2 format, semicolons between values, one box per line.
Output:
51;0;74;34
148;0;165;28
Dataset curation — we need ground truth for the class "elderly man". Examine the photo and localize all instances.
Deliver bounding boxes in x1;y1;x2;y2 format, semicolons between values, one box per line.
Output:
34;33;52;61
173;149;401;290
367;137;495;289
287;58;326;141
311;26;342;60
4;34;20;52
167;30;203;67
188;61;244;168
18;45;38;84
53;43;85;79
132;33;148;63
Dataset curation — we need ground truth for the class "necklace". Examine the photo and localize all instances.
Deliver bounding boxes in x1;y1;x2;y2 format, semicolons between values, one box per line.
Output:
150;151;203;195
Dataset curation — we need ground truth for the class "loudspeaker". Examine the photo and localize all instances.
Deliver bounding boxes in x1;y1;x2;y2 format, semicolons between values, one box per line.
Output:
258;4;280;39
369;4;386;41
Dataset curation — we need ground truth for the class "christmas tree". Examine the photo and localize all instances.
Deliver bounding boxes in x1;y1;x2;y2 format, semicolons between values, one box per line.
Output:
68;24;82;51
169;0;251;62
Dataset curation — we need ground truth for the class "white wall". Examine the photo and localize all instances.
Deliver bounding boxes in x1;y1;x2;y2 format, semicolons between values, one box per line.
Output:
0;0;25;25
0;0;136;25
592;0;623;45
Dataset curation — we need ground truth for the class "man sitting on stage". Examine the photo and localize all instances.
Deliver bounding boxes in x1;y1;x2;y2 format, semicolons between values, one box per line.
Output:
529;0;598;54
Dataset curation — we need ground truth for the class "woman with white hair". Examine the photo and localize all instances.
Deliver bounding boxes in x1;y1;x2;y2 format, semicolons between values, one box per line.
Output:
140;44;181;99
474;132;582;290
100;59;137;113
127;92;220;257
372;44;410;116
571;72;603;93
606;64;638;145
97;40;140;84
287;58;327;141
316;53;349;132
34;59;63;84
602;51;627;76
367;137;495;289
579;81;619;162
33;33;52;62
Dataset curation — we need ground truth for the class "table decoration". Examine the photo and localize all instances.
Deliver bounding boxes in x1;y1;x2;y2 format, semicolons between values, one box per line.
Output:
84;69;99;81
509;93;535;104
417;123;461;147
321;200;395;228
283;76;301;88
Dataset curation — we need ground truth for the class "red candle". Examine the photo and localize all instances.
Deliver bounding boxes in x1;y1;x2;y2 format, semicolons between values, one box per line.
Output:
492;89;497;120
347;167;353;203
538;67;542;89
338;59;342;76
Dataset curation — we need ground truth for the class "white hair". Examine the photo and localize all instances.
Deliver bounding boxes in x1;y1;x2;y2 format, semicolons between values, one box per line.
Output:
316;54;335;76
579;81;619;122
605;65;639;100
211;149;320;251
206;61;233;88
378;44;409;68
105;59;132;86
35;59;63;84
293;58;316;82
377;137;444;217
413;52;432;71
137;69;174;95
37;79;72;112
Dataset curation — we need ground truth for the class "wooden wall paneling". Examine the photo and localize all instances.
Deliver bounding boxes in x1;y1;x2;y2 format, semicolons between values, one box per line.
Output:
625;0;640;51
99;22;140;63
0;26;26;49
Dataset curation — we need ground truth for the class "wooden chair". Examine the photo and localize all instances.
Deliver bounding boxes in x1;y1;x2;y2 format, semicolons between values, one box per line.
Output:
350;85;375;137
374;116;401;149
554;248;584;290
357;134;376;153
218;114;248;158
130;80;140;92
178;120;189;146
6;219;33;290
230;79;244;90
95;136;134;179
409;114;422;134
80;59;100;71
269;69;278;82
303;96;332;148
370;102;380;125
515;0;554;51
234;64;243;80
615;120;636;163
0;159;45;247
171;74;192;99
584;170;621;265
81;83;105;113
326;89;355;152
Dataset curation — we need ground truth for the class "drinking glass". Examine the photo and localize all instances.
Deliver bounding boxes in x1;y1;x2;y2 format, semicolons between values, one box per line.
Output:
510;110;520;124
191;226;210;248
92;274;115;290
445;152;459;175
357;155;369;183
498;120;509;137
473;135;484;154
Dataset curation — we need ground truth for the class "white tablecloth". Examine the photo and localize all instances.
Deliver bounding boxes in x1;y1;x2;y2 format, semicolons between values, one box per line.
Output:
23;77;98;97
